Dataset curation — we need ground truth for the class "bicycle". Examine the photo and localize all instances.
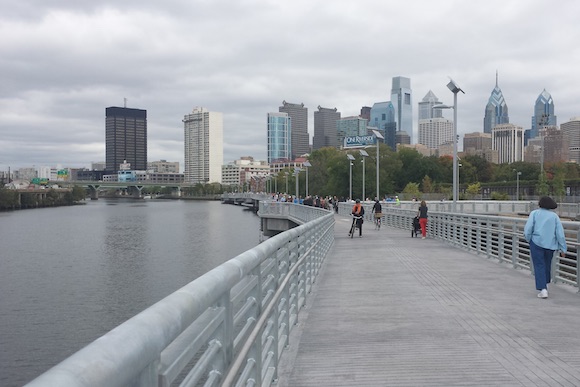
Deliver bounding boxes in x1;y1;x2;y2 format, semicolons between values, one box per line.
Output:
348;215;363;238
374;213;382;230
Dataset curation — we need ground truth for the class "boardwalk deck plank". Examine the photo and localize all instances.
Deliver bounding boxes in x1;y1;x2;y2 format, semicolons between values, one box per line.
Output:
277;214;580;386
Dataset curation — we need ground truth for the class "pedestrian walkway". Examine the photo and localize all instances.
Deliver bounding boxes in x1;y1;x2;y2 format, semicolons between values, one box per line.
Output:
277;214;580;386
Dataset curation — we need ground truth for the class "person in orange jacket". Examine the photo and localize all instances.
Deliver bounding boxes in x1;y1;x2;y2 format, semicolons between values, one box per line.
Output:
349;199;365;237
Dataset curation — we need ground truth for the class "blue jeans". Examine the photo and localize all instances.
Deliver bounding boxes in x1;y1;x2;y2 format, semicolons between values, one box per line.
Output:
529;239;554;290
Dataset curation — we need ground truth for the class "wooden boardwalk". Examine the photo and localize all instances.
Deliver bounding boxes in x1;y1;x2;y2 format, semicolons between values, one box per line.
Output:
277;214;580;386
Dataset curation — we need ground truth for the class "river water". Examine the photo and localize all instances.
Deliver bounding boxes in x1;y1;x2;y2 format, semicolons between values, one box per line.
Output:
0;199;261;386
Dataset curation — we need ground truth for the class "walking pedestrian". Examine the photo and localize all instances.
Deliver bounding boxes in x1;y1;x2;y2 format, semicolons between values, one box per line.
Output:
417;200;428;239
524;196;567;299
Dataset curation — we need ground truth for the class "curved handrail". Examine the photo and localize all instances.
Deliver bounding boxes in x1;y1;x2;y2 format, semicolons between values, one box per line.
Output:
26;203;335;387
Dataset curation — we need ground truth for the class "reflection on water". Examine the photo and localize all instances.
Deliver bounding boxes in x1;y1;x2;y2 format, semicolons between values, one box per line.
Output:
0;199;260;386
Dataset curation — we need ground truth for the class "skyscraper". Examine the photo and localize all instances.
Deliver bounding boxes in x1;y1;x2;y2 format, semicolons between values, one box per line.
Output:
492;123;524;164
313;106;341;150
279;101;309;159
267;112;291;163
369;101;396;150
359;106;371;122
105;106;147;172
530;89;557;139
561;118;580;163
418;91;453;150
418;119;454;150
418;90;443;120
336;116;368;147
183;107;223;184
391;76;413;142
483;72;509;134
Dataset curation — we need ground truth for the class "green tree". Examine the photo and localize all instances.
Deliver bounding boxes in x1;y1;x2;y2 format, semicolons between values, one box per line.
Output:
421;175;433;193
552;169;566;200
402;182;421;199
537;170;549;196
466;182;481;199
0;188;19;209
463;155;493;182
72;186;86;202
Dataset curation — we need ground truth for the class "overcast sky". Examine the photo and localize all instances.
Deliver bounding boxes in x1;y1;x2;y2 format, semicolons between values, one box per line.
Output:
1;0;579;171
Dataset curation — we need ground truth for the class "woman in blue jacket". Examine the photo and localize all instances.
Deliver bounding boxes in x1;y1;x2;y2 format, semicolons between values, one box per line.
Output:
524;196;567;299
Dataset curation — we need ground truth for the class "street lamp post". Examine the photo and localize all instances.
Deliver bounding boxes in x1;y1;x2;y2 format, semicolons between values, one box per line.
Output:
272;173;277;194
359;149;369;201
347;154;355;200
458;162;462;198
433;78;464;212
514;170;522;200
284;172;289;194
370;129;384;199
294;168;301;199
303;161;311;197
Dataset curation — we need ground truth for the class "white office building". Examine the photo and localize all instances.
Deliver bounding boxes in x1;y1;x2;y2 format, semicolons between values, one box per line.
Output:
183;107;223;184
492;123;524;164
418;118;454;150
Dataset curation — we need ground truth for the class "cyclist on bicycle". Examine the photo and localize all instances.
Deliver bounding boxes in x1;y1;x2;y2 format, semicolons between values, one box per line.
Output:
372;198;382;229
349;199;365;237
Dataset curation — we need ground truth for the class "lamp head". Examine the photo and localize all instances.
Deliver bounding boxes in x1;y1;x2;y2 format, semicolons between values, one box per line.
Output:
370;129;384;140
447;78;465;94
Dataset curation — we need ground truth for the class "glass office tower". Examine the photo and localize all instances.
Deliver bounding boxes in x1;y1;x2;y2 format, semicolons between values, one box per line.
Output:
267;112;291;163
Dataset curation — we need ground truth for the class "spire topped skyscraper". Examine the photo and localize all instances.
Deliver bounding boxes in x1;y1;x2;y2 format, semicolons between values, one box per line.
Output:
483;71;509;134
530;89;557;139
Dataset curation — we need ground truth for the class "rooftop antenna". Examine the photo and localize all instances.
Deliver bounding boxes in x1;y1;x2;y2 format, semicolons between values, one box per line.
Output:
124;98;127;108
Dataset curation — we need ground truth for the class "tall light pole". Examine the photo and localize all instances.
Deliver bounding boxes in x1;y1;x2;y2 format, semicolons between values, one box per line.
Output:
294;168;301;199
371;129;384;199
284;171;289;194
359;149;369;201
458;162;462;198
272;173;278;194
433;78;464;212
347;154;355;200
514;170;521;200
303;161;311;197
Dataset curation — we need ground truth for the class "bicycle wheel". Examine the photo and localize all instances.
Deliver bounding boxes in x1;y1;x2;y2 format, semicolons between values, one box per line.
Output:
349;222;355;238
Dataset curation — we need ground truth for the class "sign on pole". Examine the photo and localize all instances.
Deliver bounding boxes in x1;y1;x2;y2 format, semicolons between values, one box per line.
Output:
343;135;376;148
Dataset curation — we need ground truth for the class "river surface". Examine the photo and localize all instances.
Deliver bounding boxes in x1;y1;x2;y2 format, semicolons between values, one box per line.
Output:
0;199;261;386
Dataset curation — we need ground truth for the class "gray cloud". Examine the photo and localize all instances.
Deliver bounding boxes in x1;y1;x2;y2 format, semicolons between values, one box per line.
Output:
1;0;580;170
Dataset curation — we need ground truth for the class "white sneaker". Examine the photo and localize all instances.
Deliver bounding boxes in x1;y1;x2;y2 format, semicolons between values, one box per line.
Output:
422;237;426;240
537;289;548;299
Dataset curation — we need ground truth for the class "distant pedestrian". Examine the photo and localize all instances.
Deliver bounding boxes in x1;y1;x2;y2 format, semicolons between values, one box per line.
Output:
417;200;428;239
524;196;567;299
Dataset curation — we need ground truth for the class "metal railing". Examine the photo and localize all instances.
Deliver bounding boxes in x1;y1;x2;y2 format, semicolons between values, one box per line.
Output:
26;203;334;387
338;202;579;290
343;199;580;220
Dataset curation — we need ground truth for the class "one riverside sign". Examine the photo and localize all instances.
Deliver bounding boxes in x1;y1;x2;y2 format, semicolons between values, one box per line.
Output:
343;135;376;148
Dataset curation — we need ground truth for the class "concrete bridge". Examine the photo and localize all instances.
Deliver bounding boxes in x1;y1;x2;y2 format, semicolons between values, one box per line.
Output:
26;200;580;386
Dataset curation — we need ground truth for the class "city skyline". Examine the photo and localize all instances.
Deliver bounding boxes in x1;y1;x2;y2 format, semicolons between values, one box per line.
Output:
1;1;580;170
